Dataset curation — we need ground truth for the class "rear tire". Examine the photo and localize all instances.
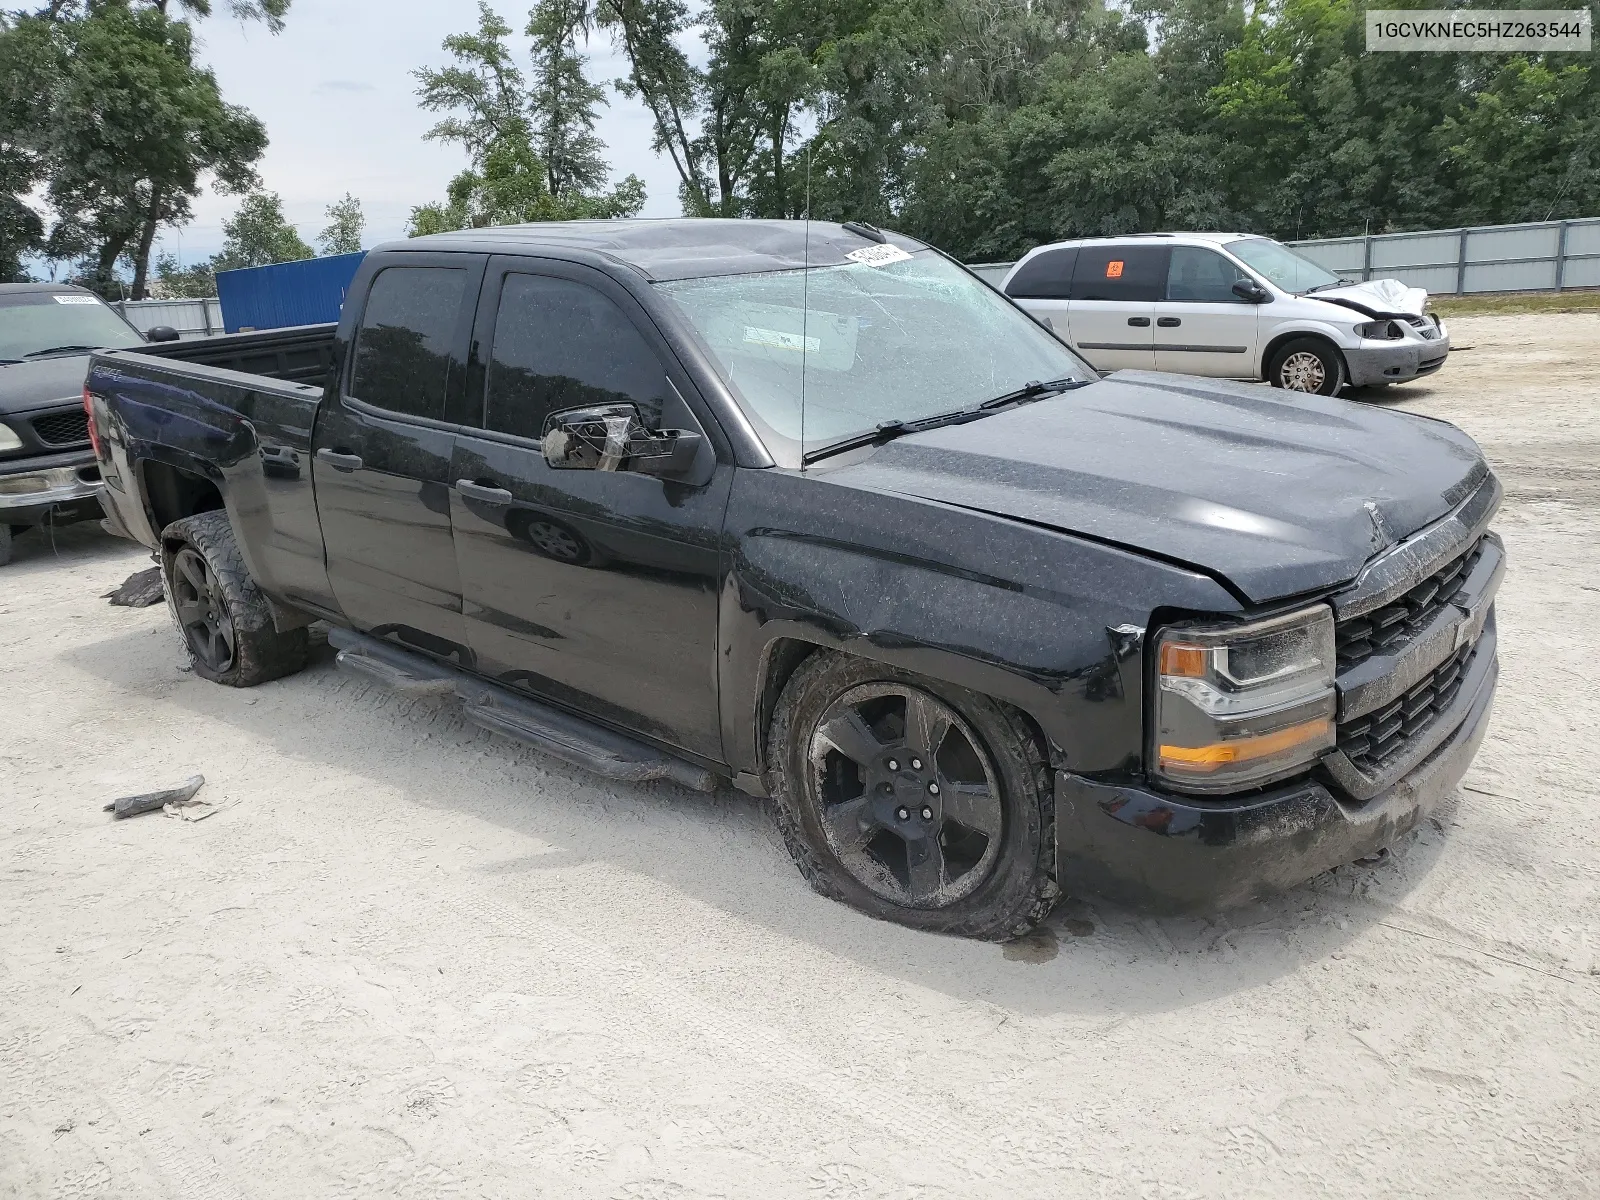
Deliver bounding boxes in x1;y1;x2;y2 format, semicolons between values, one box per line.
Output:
766;652;1058;940
161;511;308;687
1267;337;1345;395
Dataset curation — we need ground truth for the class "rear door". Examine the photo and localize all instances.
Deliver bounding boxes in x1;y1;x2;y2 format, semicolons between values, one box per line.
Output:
449;257;732;760
313;253;485;661
1065;244;1165;372
1002;246;1077;339
1154;245;1261;377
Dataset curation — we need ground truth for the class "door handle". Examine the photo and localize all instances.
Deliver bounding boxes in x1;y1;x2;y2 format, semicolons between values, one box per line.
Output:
456;479;513;505
315;447;363;472
1127;317;1151;327
1157;316;1182;328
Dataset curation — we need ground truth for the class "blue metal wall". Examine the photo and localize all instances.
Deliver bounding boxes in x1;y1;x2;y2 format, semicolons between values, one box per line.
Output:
215;252;366;334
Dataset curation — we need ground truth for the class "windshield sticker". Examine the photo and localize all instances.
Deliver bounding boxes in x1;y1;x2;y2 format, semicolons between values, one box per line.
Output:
1105;260;1125;278
744;325;821;353
845;244;913;268
53;295;100;305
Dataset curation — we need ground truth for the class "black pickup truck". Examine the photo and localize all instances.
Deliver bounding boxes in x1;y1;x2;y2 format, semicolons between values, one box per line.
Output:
86;220;1504;939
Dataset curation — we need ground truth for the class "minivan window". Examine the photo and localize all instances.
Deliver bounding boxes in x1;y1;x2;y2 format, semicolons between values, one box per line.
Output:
1070;245;1167;302
1005;247;1078;300
348;267;467;420
485;274;670;442
1165;246;1252;303
1226;238;1342;293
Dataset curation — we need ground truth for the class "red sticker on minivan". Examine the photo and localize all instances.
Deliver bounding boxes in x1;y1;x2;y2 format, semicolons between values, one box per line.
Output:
1105;260;1125;278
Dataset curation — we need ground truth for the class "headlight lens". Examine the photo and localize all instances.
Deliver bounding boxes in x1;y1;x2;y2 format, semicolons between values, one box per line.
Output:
0;422;21;452
1151;604;1336;793
1356;319;1404;340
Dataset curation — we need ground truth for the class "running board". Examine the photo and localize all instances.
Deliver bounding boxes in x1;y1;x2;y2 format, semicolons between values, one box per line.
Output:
327;628;716;792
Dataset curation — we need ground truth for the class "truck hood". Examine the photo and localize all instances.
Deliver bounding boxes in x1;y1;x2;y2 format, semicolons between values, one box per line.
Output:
822;372;1489;604
1307;277;1428;319
0;354;92;417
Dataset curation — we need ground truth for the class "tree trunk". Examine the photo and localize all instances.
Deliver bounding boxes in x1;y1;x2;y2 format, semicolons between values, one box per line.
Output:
130;185;163;301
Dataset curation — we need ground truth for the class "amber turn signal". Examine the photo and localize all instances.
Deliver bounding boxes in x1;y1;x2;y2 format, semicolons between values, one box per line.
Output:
1158;642;1207;678
1159;718;1332;774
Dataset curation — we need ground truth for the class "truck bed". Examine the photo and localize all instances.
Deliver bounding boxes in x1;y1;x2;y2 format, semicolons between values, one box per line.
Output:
138;323;337;387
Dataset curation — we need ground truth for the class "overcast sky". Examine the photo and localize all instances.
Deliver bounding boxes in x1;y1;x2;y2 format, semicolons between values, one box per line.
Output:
154;0;687;267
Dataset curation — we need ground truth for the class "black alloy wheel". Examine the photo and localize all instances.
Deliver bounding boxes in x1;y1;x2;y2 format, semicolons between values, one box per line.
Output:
171;545;237;673
808;682;1003;907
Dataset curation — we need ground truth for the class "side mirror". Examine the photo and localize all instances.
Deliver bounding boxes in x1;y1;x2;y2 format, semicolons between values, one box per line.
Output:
1231;280;1270;304
146;325;180;343
541;403;703;479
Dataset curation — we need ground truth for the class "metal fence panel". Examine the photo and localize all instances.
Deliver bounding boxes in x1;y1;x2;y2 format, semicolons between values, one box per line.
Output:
113;297;222;339
1293;216;1600;293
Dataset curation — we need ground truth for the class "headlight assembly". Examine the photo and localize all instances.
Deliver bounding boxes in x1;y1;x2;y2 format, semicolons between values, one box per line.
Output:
0;422;21;453
1356;319;1404;340
1151;604;1336;793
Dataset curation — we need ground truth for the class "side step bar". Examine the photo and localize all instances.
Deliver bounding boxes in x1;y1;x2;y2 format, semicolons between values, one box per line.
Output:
327;628;717;792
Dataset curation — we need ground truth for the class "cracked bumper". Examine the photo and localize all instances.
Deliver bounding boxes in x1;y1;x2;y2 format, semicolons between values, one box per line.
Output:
1055;648;1496;911
0;453;105;527
1344;330;1451;386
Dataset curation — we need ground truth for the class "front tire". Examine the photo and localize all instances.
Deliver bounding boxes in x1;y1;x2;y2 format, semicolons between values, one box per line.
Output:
161;511;308;687
766;652;1057;940
1267;337;1345;395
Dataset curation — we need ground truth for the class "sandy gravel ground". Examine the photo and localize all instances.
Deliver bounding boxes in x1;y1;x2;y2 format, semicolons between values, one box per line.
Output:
3;314;1597;1199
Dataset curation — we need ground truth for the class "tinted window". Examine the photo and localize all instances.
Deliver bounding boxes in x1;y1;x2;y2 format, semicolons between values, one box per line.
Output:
1005;247;1078;299
0;291;141;360
1166;246;1251;303
1070;245;1167;302
485;274;669;441
348;267;467;420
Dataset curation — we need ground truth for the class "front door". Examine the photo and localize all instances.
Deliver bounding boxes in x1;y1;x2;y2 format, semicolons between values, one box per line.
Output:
1064;244;1166;373
449;259;732;761
313;255;484;661
1154;246;1261;377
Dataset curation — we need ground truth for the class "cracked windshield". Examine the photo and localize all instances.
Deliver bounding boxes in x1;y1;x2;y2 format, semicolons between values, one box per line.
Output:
658;250;1092;455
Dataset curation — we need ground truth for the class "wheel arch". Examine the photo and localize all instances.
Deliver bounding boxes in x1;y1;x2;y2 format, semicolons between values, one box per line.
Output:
1259;326;1350;381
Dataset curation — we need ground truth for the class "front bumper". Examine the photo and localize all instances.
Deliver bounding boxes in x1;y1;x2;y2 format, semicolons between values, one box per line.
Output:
0;451;105;528
1344;324;1450;386
1056;642;1496;911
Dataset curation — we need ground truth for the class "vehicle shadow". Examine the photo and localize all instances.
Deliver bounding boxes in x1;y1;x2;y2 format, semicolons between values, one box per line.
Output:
62;620;1464;1020
2;518;146;573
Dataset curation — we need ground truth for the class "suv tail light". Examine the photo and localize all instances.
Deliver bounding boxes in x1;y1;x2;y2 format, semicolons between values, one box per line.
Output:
83;386;102;459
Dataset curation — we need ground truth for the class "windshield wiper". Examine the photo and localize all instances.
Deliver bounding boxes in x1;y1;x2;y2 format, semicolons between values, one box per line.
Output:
802;377;1090;465
977;376;1091;410
1302;281;1345;294
23;344;105;358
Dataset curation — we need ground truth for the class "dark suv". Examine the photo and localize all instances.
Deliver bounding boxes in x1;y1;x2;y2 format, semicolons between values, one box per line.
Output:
0;283;175;565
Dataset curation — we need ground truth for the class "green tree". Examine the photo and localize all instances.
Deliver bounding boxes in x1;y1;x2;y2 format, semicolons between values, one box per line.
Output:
410;3;644;233
152;249;215;296
318;191;364;255
211;190;312;270
0;13;57;279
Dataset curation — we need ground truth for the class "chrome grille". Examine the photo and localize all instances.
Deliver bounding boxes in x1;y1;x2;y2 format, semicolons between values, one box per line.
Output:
1335;537;1485;669
1337;640;1474;772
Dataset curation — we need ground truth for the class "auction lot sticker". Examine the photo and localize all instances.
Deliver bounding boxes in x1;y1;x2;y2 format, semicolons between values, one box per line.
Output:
1367;9;1590;50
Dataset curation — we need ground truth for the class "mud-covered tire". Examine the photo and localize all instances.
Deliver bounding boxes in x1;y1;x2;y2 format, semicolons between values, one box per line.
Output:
766;651;1058;940
1267;337;1346;395
160;511;308;687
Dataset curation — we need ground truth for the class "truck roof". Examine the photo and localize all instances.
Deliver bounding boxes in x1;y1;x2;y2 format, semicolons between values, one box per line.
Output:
391;218;930;282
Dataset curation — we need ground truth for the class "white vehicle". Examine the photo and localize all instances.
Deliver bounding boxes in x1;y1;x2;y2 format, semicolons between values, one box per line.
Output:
999;233;1449;395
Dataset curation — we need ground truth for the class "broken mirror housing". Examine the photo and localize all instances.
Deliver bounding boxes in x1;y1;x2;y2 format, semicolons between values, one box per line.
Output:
541;402;702;477
1151;604;1337;793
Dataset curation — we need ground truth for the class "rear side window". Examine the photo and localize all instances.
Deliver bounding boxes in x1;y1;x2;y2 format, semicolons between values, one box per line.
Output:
1005;247;1078;300
485;274;669;441
348;266;468;420
1070;245;1167;302
1166;246;1251;303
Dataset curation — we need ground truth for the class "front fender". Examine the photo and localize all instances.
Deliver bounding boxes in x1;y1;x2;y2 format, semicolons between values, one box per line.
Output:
717;467;1242;780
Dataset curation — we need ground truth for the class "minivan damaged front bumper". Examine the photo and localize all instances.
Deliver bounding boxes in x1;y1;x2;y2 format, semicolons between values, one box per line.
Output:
1055;643;1496;911
1344;326;1451;386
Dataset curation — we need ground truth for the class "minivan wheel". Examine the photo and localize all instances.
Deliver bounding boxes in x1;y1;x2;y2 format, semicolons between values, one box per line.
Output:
766;652;1058;940
1267;337;1345;395
161;511;309;687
